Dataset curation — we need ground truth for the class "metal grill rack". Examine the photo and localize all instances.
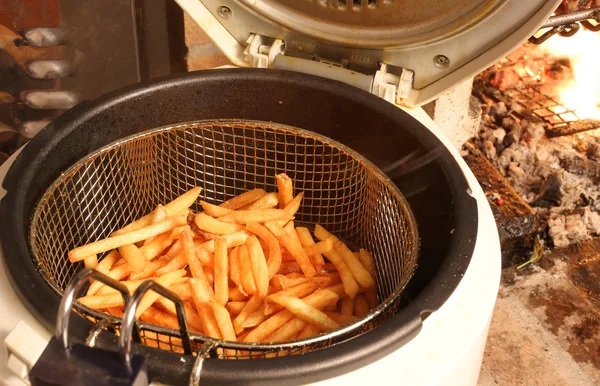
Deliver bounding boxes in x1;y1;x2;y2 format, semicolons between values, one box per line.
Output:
479;54;600;138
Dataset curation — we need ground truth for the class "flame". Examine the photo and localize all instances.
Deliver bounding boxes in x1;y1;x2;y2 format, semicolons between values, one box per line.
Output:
541;30;600;120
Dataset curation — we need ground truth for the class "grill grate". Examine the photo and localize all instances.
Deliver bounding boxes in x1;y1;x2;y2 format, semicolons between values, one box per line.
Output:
482;54;600;137
29;120;419;359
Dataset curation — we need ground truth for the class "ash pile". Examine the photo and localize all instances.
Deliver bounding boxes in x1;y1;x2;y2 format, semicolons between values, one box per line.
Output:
466;100;600;248
466;46;600;254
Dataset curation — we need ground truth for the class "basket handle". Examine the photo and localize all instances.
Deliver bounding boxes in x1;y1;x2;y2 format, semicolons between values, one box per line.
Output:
56;267;130;349
120;280;193;373
28;268;148;384
85;318;112;347
189;341;220;386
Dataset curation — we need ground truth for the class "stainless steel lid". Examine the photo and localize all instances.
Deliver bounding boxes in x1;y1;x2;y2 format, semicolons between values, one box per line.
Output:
176;0;562;106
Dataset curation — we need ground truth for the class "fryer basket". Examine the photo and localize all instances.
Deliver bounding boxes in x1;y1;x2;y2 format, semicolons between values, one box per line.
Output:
29;119;419;359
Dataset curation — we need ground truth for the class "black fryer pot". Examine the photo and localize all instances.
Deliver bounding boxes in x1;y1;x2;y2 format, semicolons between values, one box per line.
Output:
0;69;477;385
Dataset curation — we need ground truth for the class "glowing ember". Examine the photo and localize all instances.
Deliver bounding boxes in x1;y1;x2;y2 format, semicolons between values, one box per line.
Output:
540;30;600;120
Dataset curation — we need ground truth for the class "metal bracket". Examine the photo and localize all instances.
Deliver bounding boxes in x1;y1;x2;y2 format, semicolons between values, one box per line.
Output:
531;6;600;44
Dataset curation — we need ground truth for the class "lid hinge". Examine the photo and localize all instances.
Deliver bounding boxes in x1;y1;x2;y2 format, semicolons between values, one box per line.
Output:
372;64;414;105
243;34;285;68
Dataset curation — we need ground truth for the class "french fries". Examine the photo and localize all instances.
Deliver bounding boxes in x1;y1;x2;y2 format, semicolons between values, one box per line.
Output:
270;294;340;331
264;279;325;315
69;176;382;352
354;294;369;318
276;174;293;208
243;289;338;342
270;273;307;292
69;215;188;262
297;324;320;340
229;246;243;292
78;292;125;309
296;227;327;274
220;189;266;210
197;231;249;253
130;259;167;280
359;249;379;308
229;287;247;301
143;205;168;246
233;294;262;334
135;270;186;318
155;250;186;275
141;307;183;332
200;200;233;217
244;192;279;210
272;193;304;227
337;293;352;315
219;209;292;224
83;255;98;269
267;318;307;342
156;297;204;333
241;305;266;329
238;244;257;295
315;225;375;289
246;222;282;279
319;248;360;299
226;301;246;316
326;312;359;325
112;187;201;236
181;227;207;282
265;222;316;278
139;233;173;260
96;250;121;273
213;238;229;305
211;301;237;342
304;238;333;257
87;262;131;296
246;236;269;298
118;244;147;273
281;193;303;217
195;213;243;235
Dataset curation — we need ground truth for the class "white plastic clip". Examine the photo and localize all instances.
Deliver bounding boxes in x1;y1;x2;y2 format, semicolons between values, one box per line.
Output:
372;63;414;105
243;34;284;68
4;321;49;385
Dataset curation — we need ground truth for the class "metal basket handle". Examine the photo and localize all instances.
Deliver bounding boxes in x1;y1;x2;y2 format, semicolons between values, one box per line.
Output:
85;318;112;347
29;268;149;385
190;341;219;386
120;280;193;372
56;267;131;349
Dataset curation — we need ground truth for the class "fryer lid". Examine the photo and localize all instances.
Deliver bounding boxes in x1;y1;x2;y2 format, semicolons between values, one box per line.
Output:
0;69;478;385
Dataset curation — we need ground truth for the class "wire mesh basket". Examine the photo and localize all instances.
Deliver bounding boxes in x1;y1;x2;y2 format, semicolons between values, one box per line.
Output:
29;119;419;359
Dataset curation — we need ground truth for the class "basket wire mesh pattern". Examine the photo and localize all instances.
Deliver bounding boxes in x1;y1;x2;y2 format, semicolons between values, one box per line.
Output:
29;120;419;358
